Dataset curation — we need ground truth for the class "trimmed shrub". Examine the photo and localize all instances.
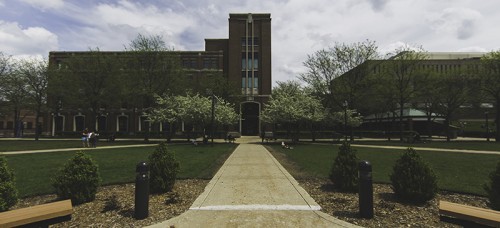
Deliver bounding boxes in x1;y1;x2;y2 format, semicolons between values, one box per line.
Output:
390;148;437;204
149;142;180;193
0;156;18;212
484;161;500;210
53;151;101;205
329;141;359;192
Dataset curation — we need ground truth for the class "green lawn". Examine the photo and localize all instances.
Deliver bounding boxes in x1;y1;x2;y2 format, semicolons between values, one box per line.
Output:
266;144;500;196
4;143;236;197
351;140;500;151
0;140;157;152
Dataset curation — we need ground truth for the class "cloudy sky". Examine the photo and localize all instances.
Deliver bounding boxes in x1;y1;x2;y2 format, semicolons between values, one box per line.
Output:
1;0;499;85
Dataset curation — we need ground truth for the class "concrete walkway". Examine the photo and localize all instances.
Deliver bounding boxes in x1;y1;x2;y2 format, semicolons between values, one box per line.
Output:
148;143;359;227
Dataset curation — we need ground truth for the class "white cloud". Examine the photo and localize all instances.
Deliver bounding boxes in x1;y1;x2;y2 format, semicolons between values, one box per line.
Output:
20;0;64;10
428;7;482;40
60;0;197;51
0;20;58;57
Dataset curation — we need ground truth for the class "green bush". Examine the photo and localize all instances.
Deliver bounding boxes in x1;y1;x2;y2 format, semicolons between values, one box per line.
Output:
484;161;500;210
149;142;180;193
329;141;359;192
53;151;101;205
390;148;437;204
0;156;18;212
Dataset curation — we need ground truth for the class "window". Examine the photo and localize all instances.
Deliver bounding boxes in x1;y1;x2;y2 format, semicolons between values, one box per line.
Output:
118;116;128;132
241;37;259;46
0;121;3;129
241;77;259;89
140;116;150;132
27;122;33;129
182;58;198;69
241;53;259;70
203;58;218;69
97;116;107;131
75;116;85;131
7;121;13;129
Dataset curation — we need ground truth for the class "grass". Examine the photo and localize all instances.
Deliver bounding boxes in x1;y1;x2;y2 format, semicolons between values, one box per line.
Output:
4;143;236;197
266;143;500;196
0;140;157;152
351;140;500;151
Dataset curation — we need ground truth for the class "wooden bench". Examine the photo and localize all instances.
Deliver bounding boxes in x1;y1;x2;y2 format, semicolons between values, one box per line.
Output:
0;199;72;228
439;200;500;227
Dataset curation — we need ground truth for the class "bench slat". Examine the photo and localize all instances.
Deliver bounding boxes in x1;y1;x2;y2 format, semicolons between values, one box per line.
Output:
0;199;72;228
439;200;500;227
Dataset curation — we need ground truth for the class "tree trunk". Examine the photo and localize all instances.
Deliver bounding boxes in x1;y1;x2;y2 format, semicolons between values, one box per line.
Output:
445;116;451;142
496;101;500;142
399;105;404;141
35;112;40;141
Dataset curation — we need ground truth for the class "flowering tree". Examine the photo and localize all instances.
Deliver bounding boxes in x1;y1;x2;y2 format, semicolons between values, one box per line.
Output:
147;93;238;134
261;81;327;138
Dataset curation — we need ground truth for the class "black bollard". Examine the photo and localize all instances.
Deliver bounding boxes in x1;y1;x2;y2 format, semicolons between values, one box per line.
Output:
359;160;374;219
135;161;149;220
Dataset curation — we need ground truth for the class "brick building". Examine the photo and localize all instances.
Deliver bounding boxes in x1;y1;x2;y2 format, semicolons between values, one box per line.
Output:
45;13;272;137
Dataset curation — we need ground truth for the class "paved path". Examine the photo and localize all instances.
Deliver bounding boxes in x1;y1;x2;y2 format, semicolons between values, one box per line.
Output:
148;143;359;227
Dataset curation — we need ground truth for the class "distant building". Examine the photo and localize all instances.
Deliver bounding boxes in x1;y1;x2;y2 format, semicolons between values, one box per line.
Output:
343;52;493;137
45;13;271;137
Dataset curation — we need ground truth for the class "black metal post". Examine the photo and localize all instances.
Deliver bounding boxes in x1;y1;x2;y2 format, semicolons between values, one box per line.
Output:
485;111;490;142
359;160;373;219
135;161;149;220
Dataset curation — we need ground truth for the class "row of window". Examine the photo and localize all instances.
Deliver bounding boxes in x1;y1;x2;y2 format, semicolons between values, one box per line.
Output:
0;121;34;130
372;63;480;74
181;57;219;69
52;115;190;133
241;77;259;88
242;53;259;70
241;37;259;46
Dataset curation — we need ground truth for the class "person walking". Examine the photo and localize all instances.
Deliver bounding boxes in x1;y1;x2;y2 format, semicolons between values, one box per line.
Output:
82;128;89;147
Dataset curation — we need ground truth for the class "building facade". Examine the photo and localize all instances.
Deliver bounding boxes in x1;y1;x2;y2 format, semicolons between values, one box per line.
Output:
45;13;271;137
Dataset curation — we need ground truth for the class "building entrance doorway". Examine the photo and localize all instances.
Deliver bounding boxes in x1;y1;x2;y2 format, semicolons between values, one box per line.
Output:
241;102;259;136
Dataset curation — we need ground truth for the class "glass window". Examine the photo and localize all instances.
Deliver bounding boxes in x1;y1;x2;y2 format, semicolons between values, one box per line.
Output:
118;116;128;132
241;78;246;88
254;78;259;88
75;116;85;131
7;121;13;129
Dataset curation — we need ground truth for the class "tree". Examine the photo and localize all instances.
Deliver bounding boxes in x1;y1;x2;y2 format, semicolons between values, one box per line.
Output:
16;58;49;140
417;72;441;138
49;48;122;133
147;93;238;137
435;67;471;141
2;64;29;137
261;81;326;139
124;34;185;141
380;46;429;141
0;52;12;120
480;51;500;141
299;40;379;110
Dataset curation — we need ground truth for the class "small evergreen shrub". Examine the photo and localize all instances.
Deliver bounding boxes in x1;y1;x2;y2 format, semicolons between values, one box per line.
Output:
0;156;18;212
329;141;359;192
484;161;500;210
53;151;101;205
390;148;437;204
149;142;180;193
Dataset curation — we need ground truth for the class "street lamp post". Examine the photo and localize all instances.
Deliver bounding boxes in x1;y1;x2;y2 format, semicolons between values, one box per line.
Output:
343;100;348;141
485;111;490;142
